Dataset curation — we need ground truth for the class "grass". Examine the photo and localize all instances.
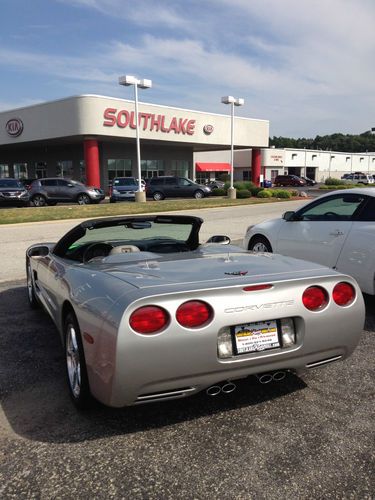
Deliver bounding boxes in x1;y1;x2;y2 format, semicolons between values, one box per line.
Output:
0;196;296;225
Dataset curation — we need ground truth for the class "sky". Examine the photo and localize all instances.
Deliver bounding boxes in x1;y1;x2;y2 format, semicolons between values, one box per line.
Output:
0;0;374;138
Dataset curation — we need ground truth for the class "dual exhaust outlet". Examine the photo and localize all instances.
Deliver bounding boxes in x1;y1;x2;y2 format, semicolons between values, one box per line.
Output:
206;370;287;397
256;370;286;384
206;381;236;396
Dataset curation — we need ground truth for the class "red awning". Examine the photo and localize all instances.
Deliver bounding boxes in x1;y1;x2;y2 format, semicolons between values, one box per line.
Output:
195;162;231;172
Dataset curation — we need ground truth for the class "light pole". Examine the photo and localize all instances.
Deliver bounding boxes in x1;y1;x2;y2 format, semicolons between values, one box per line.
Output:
119;75;152;202
221;96;244;199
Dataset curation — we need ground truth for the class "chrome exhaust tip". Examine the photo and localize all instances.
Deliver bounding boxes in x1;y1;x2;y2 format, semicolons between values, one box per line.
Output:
272;370;286;381
206;385;222;396
221;382;236;394
256;373;273;384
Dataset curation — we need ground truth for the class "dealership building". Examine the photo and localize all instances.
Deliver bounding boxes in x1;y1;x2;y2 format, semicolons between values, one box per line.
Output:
195;147;375;183
0;94;269;191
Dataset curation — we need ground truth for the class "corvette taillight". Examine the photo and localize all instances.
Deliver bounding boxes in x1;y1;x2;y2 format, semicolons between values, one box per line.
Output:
129;306;169;334
176;300;213;328
333;282;355;306
302;286;328;311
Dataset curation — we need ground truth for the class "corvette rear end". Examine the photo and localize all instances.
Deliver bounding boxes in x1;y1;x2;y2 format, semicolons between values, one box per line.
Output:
94;258;364;407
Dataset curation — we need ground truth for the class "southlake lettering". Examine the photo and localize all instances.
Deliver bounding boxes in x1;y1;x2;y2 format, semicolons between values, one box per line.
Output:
103;108;196;135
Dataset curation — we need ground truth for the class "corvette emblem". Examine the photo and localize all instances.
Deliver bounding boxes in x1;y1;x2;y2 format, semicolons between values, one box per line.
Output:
225;271;248;276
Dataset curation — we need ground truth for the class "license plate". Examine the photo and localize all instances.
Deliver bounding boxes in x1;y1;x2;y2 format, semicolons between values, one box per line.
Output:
234;320;280;354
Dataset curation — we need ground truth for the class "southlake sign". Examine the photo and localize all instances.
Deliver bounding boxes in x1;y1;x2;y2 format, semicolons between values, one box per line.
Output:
103;107;196;135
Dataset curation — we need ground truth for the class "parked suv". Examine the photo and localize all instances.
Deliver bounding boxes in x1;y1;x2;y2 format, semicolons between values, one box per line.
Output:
29;178;105;206
146;176;212;200
0;178;30;207
274;175;305;187
342;173;374;185
109;177;140;203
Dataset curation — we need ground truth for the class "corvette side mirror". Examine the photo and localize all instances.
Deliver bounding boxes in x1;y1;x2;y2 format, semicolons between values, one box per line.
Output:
27;245;50;257
206;235;231;245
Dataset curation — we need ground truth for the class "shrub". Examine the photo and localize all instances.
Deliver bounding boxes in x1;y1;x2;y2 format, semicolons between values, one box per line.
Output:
325;177;343;185
249;186;264;196
236;189;251;199
257;190;272;198
270;189;292;198
319;184;355;190
211;188;226;196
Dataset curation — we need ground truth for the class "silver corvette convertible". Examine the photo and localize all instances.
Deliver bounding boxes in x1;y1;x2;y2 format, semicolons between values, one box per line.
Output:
26;215;365;409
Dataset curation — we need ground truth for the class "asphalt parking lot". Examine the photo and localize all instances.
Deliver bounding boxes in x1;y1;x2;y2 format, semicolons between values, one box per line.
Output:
0;280;374;499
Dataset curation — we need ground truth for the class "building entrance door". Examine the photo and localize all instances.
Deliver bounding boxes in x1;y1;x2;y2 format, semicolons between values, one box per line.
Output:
144;170;158;178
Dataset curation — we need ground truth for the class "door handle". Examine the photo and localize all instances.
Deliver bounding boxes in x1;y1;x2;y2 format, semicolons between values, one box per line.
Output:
329;230;344;236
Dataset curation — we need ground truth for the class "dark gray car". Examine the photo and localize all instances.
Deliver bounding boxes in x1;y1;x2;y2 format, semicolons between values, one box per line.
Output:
146;176;211;201
29;178;105;206
0;178;30;207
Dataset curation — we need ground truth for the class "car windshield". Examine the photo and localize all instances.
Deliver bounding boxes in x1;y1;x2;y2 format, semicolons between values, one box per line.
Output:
53;215;203;261
113;178;137;186
0;179;23;188
75;221;192;246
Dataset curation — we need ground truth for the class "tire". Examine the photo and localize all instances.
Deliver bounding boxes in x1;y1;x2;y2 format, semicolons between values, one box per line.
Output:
194;190;204;199
248;235;272;253
64;311;93;410
153;191;164;201
77;193;91;205
31;194;47;207
26;259;39;309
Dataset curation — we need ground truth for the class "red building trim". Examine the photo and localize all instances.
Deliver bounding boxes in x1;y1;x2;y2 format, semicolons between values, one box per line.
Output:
84;139;100;187
251;148;261;187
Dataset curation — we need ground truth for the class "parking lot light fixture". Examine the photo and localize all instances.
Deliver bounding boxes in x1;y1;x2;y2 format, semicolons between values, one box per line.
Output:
119;75;152;202
221;96;245;199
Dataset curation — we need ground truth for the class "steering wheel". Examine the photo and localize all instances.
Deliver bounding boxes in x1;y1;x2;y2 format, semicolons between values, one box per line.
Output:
83;242;113;263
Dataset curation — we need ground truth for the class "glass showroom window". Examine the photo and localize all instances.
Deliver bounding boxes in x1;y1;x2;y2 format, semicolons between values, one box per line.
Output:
14;163;28;179
35;162;47;178
170;160;190;178
57;160;73;178
0;164;10;178
108;159;132;181
141;159;165;179
79;160;86;183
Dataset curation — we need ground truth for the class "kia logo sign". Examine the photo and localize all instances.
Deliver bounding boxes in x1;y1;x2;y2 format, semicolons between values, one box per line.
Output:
203;124;214;135
6;118;24;137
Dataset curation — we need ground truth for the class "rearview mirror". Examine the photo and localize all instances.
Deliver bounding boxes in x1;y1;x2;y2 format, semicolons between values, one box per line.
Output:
124;222;152;229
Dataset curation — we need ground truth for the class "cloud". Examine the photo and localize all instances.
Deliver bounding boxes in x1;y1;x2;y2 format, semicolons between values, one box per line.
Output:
1;0;374;136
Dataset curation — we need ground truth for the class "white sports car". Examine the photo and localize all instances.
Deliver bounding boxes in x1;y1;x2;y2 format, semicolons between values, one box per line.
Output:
244;189;375;295
26;214;365;409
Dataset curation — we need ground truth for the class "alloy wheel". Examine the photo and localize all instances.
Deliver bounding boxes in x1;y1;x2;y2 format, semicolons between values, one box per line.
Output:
66;324;82;398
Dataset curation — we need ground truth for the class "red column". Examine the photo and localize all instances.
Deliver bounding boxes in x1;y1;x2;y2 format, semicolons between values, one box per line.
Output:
84;139;100;187
251;148;261;187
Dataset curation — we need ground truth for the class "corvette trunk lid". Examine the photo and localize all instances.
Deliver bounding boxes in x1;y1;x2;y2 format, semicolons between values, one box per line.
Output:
99;249;339;290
